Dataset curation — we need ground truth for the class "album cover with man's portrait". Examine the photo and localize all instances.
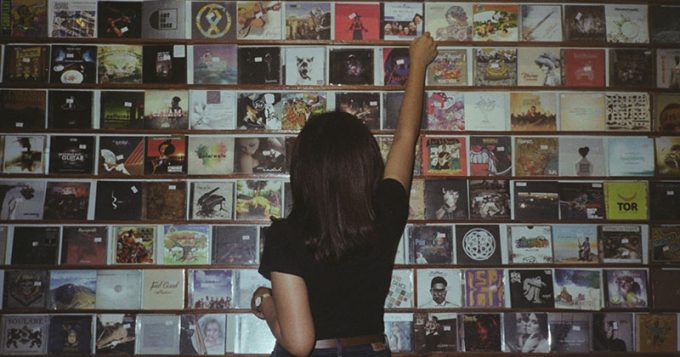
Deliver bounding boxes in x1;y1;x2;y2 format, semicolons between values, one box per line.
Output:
424;179;468;220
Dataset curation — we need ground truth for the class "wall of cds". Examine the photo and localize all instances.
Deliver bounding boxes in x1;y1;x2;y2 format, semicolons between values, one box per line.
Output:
0;0;679;355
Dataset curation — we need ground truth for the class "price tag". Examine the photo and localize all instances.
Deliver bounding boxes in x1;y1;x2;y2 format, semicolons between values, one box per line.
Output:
66;98;74;104
242;235;251;240
443;326;451;331
34;281;42;286
370;101;377;106
664;246;670;252
124;101;132;107
131;186;138;193
540;144;548;150
593;183;602;188
621;239;629;244
169;185;176;190
15;122;23;128
123;323;131;328
572;325;581;331
254;57;263;62
22;57;31;63
32;241;39;246
667;191;675;196
135;238;143;243
121;27;129;33
497;146;505;151
173;45;185;58
396;59;405;65
116;154;124;160
79;144;87;149
516;182;527;187
94;237;102;242
255;12;263;18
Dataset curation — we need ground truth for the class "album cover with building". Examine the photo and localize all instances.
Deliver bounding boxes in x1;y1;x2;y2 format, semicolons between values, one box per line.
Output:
455;225;502;265
0;89;46;129
49;45;97;84
98;1;142;38
472;3;518;41
468;180;510;220
47;90;93;129
407;224;454;264
97;45;142;84
43;181;91;220
425;2;472;41
508;269;554;308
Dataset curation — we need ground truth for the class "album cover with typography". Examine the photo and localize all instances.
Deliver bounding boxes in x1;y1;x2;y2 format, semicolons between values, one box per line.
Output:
381;2;423;41
328;48;374;85
61;226;107;265
237;46;281;84
468;180;510;220
473;47;517;86
514;137;558;176
99;136;144;176
94;180;143;221
455;225;501;265
421;136;467;176
141;269;185;310
425;2;472;41
192;1;235;40
95;314;136;355
472;3;518;41
98;1;142;38
187;136;234;175
0;180;46;220
425;92;465;131
407;224;454;264
558;182;605;220
141;0;186;39
426;49;468;86
605;4;648;43
3;270;48;309
47;90;93;129
517;47;562;87
190;44;237;84
464;268;505;308
334;2;380;41
0;315;49;355
549;313;592;352
143;90;189;130
385;269;413;309
334;92;381;130
143;181;186;221
507;225;553;264
144;136;187;175
49;45;97;84
48;0;97;38
43;181;90;220
142;45;187;84
564;5;606;42
508;269;554;308
0;89;46;129
562;48;605;87
468;136;512;176
604;181;649;220
99;90;144;129
2;44;50;84
513;181;559;220
97;45;142;84
212;225;258;264
423;179;468;220
11;226;60;265
48;135;95;174
190;182;234;220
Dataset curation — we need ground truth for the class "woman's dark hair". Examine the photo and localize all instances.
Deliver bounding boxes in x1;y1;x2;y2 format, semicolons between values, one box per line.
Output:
288;111;384;262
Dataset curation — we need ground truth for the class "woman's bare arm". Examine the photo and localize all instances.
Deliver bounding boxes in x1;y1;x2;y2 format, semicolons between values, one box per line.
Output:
383;33;437;190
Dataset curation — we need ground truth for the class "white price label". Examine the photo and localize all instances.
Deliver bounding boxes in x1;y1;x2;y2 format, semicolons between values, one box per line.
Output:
94;237;102;242
15;122;23;128
131;186;138;193
254;57;263;62
242;235;251;240
169;185;176;190
124;101;132;107
516;182;527;187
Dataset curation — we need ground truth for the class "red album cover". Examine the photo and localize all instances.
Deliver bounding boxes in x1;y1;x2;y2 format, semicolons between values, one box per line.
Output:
334;3;380;41
562;49;605;87
145;136;187;175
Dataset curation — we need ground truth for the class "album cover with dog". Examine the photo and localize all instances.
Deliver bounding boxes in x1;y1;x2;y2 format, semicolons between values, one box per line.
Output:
143;90;189;130
520;4;562;42
49;45;96;84
472;3;518;42
509;92;557;131
95;270;142;309
508;269;554;308
0;89;46;129
517;47;562;87
2;44;50;84
190;44;237;84
237;46;281;84
94;181;143;221
234;137;286;174
557;137;606;177
502;312;550;353
424;179;468;221
48;269;96;310
142;45;186;84
650;225;680;262
421;136;467;176
384;313;414;352
559;92;605;131
548;313;592;352
43;181;91;220
334;2;380;41
236;1;282;40
189;90;237;129
97;45;142;84
11;226;60;265
112;226;155;264
3;270;48;309
187;136;234;175
473;47;517;86
212;225;258;264
592;312;634;352
427;49;468;86
650;181;680;220
425;92;465;131
559;182;605;220
328;48;374;85
99;136;144;176
99;90;144;129
464;92;508;131
61;226;107;265
513;181;559;220
7;0;48;38
179;314;226;355
553;268;602;311
237;92;283;129
281;92;327;130
98;1;142;38
425;2;472;41
141;0;186;39
604;269;648;308
47;90;93;129
562;48;605;87
2;135;45;174
468;136;511;176
407;224;454;264
143;181;186;221
608;49;654;87
468;180;510;220
95;314;136;355
191;1;236;40
48;135;95;174
605;92;651;131
144;136;187;175
235;180;283;221
514;137;558;176
564;5;606;42
284;2;331;40
190;182;234;220
334;92;381;130
507;225;553;264
650;5;680;44
0;180;46;220
657;49;680;89
460;314;501;352
0;315;50;355
383;47;410;86
413;312;457;352
455;225;502;265
605;4;648;43
162;224;210;265
381;2;423;41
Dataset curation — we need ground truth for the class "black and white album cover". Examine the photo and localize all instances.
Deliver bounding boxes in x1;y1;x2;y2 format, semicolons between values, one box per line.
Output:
48;136;95;174
94;181;143;221
424;179;468;220
455;225;502;265
508;269;555;308
47;90;93;129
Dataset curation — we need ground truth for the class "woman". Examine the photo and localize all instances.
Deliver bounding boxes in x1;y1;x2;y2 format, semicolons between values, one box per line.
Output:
252;34;437;357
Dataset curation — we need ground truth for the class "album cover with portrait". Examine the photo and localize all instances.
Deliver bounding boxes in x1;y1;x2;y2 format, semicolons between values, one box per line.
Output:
455;225;501;265
552;224;599;264
49;45;97;84
144;136;187;175
234;137;286;174
237;47;281;84
468;180;510;220
553;268;602;311
513;181;559;220
425;92;465;131
564;5;606;42
48;135;95;174
558;182;605;220
517;47;562;87
520;4;562;41
407;224;454;264
329;48;375;85
514;137;558;177
334;2;380;41
43;181;91;220
284;2;331;40
97;45;142;84
112;226;155;264
413;312;457;352
143;90;189;130
384;313;414;353
383;47;410;86
502;312;550;353
421;136;467;176
381;2;423;41
508;269;554;308
212;226;258;265
604;269;648;308
605;4;648;43
460;314;501;352
558;137;606;176
188;269;234;310
654;93;680;132
507;225;553;264
426;49;468;86
423;179;468;221
180;314;226;355
468;136;512;176
0;89;46;130
192;1;236;40
472;4;518;41
94;181;143;221
47;315;92;355
190;44;237;84
334;92;381;130
98;1;142;38
473;48;517;86
425;2;472;41
592;312;634;352
47;90;93;129
416;268;462;308
236;1;282;40
464;91;508;130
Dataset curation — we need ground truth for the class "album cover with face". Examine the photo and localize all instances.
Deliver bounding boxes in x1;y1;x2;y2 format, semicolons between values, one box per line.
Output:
334;2;380;41
144;136;187;175
424;179;468;220
413;312;456;352
508;269;554;308
416;268;462;308
329;48;375;85
592;312;634;352
517;47;562;87
455;225;501;265
603;269;648;308
460;314;502;352
3;270;48;309
234;137;286;174
383;47;410;86
502;312;550;353
284;47;325;85
381;2;423;41
180;314;226;355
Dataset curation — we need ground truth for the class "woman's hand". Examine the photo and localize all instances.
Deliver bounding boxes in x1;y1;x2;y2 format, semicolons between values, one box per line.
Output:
409;32;438;72
251;286;272;320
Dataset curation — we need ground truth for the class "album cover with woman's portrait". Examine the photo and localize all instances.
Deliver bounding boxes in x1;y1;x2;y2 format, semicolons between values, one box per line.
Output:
502;312;550;353
234;137;286;174
384;313;414;353
180;314;226;355
334;3;380;41
592;312;634;352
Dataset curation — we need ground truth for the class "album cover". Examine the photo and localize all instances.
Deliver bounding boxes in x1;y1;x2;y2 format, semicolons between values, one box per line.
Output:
562;48;606;87
0;226;7;264
48;0;96;38
144;90;189;130
593;312;634;352
605;4;648;43
473;48;517;86
510;92;557;131
97;45;142;84
472;4;518;41
464;92;508;131
187;136;234;175
234;137;285;174
416;268;461;308
455;225;502;265
190;44;237;84
3;270;48;309
407;224;453;264
0;180;46;220
607;137;654;176
95;314;136;355
468;137;511;176
189;90;236;129
650;226;680;262
99;136;144;176
8;0;48;37
328;48;374;85
334;92;381;129
236;1;282;40
237;92;283;129
517;47;561;87
548;313;592;352
564;5;605;42
656;137;680;176
381;2;423;41
413;312;456;352
98;1;142;38
47;315;92;355
232;314;276;354
95;269;142;309
192;1;235;40
652;268;680;308
212;226;258;264
334;2;380;41
408;179;425;220
461;314;501;352
657;49;680;89
284;2;330;40
281;92;327;130
508;269;554;308
162;224;210;265
237;47;281;84
421;136;466;176
552;224;599;264
425;2;472;41
0;89;46;129
143;181;187;220
605;92;651;131
650;5;680;44
655;93;680;132
48;135;95;174
636;314;677;352
60;226;106;265
99;90;144;129
426;49;468;86
502;312;550;353
513;181;559;220
235;269;270;309
49;45;96;84
604;269;648;308
508;225;553;264
142;269;184;309
554;268;602;311
43;181;90;220
425;92;464;131
384;313;413;352
384;269;412;309
424;180;468;220
2;135;45;174
514;137;558;176
135;315;180;355
464;269;504;308
142;45;187;84
47;90;92;129
112;226;155;264
559;182;605;220
0;314;49;355
609;49;654;88
520;4;561;41
383;47;410;86
190;182;234;221
144;136;187;174
650;182;680;220
48;269;96;310
468;180;510;220
141;0;186;39
189;269;233;309
559;92;605;131
235;180;282;220
557;137;605;177
11;226;59;265
3;45;49;84
180;314;226;355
